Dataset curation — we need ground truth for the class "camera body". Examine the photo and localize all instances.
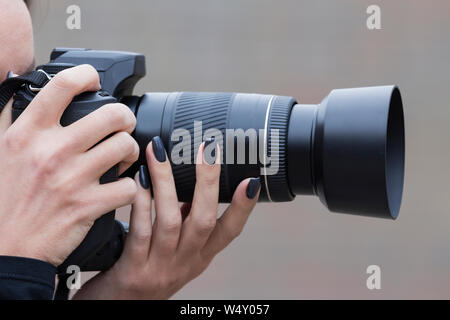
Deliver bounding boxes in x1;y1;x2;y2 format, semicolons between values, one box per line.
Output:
12;48;146;273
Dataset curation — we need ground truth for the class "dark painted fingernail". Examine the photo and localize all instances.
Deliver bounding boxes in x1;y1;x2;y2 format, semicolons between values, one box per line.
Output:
7;71;13;79
138;165;150;189
204;138;216;165
246;177;261;199
151;136;166;162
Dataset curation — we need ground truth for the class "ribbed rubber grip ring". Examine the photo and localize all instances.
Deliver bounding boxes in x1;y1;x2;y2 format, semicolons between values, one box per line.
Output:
169;92;234;202
264;96;296;202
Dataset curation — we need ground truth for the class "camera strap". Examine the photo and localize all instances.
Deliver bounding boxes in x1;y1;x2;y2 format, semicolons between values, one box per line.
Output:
0;71;50;113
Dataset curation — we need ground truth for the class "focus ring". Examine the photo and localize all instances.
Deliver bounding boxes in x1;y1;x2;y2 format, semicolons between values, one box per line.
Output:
265;96;296;201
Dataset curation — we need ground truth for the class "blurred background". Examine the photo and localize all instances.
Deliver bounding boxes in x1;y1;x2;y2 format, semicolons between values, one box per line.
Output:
30;0;450;299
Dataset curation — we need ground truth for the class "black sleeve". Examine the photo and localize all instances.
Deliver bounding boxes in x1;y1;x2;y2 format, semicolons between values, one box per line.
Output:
0;256;56;300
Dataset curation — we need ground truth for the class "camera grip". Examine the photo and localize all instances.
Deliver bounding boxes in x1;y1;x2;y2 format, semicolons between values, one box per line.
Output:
13;89;123;273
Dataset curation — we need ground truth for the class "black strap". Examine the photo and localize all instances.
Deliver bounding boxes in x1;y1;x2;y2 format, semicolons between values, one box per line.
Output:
54;273;70;300
0;71;50;113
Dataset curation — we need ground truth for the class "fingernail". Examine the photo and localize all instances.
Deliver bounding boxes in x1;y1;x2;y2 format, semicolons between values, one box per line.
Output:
204;138;216;165
138;165;150;189
246;177;261;199
151;136;166;162
7;71;13;79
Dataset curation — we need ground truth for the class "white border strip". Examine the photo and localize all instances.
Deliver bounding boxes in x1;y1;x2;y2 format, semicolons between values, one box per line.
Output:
262;96;275;202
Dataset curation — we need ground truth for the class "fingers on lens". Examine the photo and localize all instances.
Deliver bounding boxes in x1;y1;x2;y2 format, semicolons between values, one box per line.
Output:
123;171;153;257
201;178;259;259
145;138;182;255
191;143;221;231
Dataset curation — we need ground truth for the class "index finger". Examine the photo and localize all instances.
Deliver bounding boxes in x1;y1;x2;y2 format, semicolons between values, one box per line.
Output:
18;64;100;128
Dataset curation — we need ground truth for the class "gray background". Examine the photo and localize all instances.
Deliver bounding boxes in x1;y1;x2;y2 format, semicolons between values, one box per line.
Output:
31;0;450;298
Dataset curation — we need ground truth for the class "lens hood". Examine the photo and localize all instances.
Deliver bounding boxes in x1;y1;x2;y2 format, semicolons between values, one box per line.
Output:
312;86;405;219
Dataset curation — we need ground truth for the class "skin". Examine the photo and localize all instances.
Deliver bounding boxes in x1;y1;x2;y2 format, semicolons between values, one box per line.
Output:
0;0;139;266
1;0;260;299
0;0;34;78
74;144;259;299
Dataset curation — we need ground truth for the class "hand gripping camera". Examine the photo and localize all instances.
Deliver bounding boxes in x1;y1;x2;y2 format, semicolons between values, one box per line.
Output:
11;48;405;273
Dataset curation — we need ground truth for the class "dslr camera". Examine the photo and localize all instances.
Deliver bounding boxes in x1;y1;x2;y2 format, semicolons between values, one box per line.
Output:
11;48;405;273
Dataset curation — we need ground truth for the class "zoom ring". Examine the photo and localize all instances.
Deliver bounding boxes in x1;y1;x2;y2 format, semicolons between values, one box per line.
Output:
169;92;234;202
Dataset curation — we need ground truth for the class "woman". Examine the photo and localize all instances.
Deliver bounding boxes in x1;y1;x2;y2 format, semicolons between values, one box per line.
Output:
0;0;260;299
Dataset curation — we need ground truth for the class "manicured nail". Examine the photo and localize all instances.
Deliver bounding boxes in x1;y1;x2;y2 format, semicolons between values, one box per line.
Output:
246;177;261;199
204;138;216;165
138;165;150;189
151;136;166;162
7;71;13;79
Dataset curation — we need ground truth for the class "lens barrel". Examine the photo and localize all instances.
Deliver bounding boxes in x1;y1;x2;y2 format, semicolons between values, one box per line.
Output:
130;85;404;219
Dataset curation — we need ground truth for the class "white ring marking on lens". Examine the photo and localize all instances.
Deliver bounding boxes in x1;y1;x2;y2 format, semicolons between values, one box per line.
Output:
263;95;275;202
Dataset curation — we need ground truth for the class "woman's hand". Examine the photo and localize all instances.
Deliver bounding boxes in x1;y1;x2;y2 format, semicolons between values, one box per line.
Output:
74;136;260;299
0;65;139;266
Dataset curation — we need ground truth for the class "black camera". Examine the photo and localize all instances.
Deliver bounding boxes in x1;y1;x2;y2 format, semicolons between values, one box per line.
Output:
12;48;405;273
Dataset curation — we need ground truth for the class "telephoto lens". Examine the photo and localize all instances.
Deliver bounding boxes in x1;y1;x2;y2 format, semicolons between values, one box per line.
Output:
131;86;404;219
